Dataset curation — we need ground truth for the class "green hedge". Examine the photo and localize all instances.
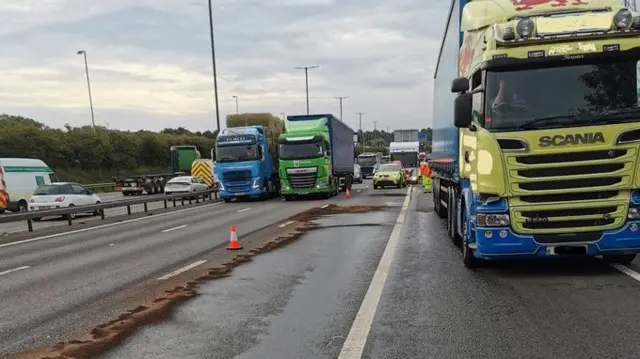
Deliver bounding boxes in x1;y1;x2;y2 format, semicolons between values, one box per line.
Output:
0;114;217;183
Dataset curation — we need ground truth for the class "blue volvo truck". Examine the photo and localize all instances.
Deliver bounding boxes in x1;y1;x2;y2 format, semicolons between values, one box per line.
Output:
214;126;280;202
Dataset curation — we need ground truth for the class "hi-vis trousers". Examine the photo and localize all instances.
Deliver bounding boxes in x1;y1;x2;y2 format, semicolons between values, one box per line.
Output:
423;176;432;192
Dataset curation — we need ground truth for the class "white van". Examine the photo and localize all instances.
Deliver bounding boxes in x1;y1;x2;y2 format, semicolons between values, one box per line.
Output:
0;158;59;213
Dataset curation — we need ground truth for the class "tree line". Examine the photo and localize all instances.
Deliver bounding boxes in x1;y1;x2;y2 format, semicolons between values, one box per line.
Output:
0;113;432;183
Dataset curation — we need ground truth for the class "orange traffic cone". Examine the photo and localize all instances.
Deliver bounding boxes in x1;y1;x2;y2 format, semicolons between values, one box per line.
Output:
345;188;351;199
227;224;243;250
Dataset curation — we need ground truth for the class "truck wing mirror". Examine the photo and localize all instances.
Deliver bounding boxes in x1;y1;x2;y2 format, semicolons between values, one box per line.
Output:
326;150;331;157
454;93;473;128
451;77;469;93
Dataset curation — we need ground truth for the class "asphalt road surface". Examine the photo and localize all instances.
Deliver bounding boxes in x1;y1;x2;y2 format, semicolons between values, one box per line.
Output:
0;183;375;357
5;183;640;358
0;192;182;235
103;187;640;359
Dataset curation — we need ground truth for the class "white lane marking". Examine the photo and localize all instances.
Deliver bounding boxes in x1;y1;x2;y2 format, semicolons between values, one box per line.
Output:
0;266;30;277
357;190;361;193
338;186;412;359
161;224;188;233
611;263;640;281
278;220;295;228
237;207;252;213
321;204;330;209
158;260;207;281
0;202;223;249
365;186;369;188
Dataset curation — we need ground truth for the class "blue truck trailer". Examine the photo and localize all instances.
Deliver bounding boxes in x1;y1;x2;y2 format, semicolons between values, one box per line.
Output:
214;126;280;202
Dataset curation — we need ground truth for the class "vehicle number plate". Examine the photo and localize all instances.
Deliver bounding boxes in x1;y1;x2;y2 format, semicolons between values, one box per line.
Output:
298;192;309;195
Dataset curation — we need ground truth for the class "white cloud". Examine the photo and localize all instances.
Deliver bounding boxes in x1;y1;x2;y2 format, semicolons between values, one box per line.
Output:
0;0;449;132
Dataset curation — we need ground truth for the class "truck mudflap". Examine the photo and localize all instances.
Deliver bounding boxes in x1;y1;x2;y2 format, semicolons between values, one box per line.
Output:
470;220;640;259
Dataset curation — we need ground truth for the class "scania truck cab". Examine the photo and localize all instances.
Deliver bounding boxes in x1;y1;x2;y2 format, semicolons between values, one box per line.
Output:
433;0;640;267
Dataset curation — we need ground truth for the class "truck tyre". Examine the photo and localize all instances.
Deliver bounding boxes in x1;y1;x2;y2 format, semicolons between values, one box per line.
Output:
448;190;461;246
223;198;232;203
461;202;480;269
434;181;447;219
284;195;294;201
603;254;637;265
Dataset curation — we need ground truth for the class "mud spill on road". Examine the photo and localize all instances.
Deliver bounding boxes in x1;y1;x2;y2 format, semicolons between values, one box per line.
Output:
14;204;381;359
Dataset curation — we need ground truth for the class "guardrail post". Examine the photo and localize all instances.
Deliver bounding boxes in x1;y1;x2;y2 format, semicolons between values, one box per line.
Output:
144;202;148;212
181;198;185;206
164;200;168;209
189;197;192;204
27;218;34;232
173;198;176;207
67;216;72;226
101;209;105;220
196;196;200;203
127;205;131;215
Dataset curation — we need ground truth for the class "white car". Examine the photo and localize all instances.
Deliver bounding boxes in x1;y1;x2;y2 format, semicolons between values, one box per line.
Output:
353;164;363;184
29;182;102;220
164;176;209;195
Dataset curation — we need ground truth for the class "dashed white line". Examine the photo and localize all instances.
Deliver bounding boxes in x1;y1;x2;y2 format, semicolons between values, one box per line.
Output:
611;263;640;282
161;224;188;233
338;186;412;359
321;204;330;209
237;207;252;213
0;202;223;249
158;260;208;280
357;190;361;193
278;220;295;228
0;266;30;277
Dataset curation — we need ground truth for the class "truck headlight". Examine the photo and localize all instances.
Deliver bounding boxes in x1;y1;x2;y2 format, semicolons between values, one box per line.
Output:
477;213;510;227
628;207;640;219
217;182;224;190
252;178;261;189
614;8;633;29
516;17;534;38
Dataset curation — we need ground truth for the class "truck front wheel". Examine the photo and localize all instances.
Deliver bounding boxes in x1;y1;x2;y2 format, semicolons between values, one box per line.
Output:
461;202;480;269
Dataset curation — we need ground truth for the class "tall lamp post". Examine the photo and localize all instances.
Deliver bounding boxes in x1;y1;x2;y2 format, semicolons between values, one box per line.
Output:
294;65;319;114
76;50;96;131
356;112;365;153
233;95;244;125
208;0;221;132
334;96;349;121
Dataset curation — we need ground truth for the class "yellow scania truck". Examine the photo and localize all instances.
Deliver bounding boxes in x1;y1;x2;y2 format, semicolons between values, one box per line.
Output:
432;0;640;267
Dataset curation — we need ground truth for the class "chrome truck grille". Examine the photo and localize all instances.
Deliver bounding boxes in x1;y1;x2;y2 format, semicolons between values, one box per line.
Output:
286;167;317;190
505;148;635;234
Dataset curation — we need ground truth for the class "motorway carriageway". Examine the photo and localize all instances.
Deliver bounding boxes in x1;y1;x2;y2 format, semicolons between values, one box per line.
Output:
2;183;640;358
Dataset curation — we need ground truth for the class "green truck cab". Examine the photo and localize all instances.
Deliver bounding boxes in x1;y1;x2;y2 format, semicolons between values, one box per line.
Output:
279;114;355;200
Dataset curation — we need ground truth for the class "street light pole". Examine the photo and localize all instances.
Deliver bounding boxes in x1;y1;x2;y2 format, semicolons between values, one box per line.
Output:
294;65;319;114
356;112;365;153
208;0;221;133
233;95;243;125
76;50;96;131
334;96;349;121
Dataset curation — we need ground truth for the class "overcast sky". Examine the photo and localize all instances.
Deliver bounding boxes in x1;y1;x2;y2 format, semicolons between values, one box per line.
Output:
0;0;448;132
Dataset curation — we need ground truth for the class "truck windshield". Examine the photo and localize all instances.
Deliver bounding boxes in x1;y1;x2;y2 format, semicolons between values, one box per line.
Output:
216;144;260;162
279;142;324;160
357;156;377;166
390;153;417;168
485;58;640;131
